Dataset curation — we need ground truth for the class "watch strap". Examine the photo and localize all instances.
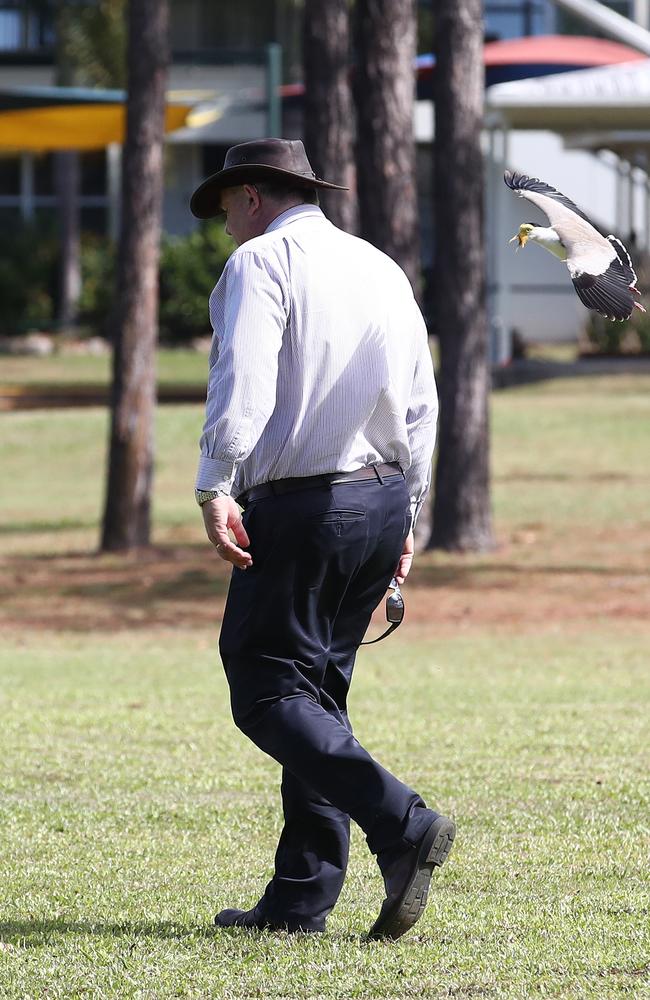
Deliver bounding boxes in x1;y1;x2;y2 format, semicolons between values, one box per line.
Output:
195;489;224;507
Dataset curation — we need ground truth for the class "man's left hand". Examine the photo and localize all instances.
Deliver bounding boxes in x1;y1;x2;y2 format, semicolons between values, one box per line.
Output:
201;496;252;569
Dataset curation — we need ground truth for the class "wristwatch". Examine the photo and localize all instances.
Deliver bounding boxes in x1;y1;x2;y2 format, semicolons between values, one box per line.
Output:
195;489;226;507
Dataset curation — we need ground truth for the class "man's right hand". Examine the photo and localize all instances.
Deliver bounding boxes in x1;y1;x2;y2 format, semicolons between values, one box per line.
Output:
395;530;414;585
201;496;253;569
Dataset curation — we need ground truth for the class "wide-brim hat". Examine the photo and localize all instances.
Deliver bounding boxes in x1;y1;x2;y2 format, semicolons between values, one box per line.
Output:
190;138;348;219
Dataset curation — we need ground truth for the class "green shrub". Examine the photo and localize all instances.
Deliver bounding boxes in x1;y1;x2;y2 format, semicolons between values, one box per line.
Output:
159;222;234;342
77;222;234;342
0;221;57;334
584;254;650;355
79;234;116;336
0;220;233;341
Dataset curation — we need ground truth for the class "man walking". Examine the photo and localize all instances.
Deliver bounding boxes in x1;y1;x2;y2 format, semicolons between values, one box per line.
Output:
191;139;454;940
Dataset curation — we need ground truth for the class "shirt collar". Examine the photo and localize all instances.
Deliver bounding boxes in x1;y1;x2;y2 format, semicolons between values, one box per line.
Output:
265;204;326;233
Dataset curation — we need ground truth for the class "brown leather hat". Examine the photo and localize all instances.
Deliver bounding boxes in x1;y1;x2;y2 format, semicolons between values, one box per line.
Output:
190;138;348;219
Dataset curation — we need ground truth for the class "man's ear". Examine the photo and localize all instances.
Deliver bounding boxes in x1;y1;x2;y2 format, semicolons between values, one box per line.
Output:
243;184;261;215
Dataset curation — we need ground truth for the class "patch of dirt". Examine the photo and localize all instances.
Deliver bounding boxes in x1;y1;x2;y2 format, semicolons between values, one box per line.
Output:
2;523;649;637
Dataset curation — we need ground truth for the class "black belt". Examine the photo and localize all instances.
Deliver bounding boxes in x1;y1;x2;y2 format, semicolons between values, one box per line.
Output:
237;462;403;508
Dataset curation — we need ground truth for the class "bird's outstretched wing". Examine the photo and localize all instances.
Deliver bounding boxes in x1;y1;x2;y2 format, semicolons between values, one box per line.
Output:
504;170;594;226
571;236;645;321
504;170;645;321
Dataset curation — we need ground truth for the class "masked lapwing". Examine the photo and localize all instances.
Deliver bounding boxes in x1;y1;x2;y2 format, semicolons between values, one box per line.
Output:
505;170;645;322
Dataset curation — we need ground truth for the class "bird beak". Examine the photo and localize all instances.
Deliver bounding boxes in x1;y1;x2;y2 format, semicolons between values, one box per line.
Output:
509;232;527;250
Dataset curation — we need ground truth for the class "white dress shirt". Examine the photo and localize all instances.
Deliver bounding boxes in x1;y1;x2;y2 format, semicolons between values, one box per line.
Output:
196;205;437;521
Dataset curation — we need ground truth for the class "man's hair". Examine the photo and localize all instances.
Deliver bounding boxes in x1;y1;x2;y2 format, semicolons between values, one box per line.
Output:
253;178;319;206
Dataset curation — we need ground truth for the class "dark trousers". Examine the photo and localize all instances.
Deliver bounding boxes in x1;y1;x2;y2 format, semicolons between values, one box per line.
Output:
219;473;436;930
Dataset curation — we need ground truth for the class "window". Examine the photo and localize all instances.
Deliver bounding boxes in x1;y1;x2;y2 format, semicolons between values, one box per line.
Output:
485;1;548;40
554;1;633;36
0;2;53;51
0;154;20;195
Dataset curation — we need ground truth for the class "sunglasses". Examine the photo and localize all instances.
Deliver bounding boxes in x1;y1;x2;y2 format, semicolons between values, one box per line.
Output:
361;578;404;645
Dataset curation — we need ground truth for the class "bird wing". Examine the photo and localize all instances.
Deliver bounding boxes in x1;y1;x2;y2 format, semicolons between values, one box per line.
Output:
504;171;615;268
504;171;594;224
504;171;644;321
569;235;643;322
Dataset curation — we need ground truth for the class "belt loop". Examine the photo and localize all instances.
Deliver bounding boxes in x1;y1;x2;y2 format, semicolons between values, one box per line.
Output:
372;464;384;485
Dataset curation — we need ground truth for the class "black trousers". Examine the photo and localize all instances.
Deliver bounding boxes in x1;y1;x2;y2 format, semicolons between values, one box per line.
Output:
219;473;436;931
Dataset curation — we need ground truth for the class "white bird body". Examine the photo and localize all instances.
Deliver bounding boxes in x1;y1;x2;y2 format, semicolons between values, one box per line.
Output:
504;170;645;321
526;226;567;261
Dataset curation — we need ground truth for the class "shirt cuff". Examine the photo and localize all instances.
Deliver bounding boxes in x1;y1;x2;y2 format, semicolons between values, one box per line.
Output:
195;456;236;494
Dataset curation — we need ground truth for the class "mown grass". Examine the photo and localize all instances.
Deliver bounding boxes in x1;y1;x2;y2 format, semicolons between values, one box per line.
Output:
3;372;650;555
1;369;650;997
0;348;207;389
0;629;648;999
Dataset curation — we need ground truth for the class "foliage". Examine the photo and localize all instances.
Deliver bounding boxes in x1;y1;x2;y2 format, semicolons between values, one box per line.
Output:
78;234;116;336
583;254;650;355
0;222;233;342
0;221;58;334
158;222;235;342
55;0;127;88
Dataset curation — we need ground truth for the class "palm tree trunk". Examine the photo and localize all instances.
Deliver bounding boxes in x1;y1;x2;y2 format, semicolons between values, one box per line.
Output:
353;0;420;294
101;0;169;551
302;0;357;232
429;0;494;551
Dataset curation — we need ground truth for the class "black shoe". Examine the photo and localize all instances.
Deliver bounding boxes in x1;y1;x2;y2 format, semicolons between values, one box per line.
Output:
214;903;324;934
368;814;456;941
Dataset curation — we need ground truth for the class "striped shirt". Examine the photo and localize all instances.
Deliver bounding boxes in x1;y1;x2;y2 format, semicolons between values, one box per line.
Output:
196;205;437;521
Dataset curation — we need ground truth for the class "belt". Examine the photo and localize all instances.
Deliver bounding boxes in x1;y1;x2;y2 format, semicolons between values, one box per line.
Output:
236;462;404;508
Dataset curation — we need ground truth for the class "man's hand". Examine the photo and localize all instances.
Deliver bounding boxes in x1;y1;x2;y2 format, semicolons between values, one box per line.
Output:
201;496;252;569
395;529;414;585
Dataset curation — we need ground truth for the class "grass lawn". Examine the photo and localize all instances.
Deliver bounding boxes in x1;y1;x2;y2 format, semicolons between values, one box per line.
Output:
1;370;649;998
0;348;208;389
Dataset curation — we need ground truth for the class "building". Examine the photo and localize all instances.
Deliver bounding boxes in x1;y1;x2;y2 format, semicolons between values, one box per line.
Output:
1;0;649;345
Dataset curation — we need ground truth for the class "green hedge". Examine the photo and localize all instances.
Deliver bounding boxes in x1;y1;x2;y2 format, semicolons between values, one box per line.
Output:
0;220;234;342
583;256;650;355
0;221;58;335
158;223;234;342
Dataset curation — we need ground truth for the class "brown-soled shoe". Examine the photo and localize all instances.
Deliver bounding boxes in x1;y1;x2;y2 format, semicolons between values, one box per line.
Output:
214;903;324;934
367;814;456;941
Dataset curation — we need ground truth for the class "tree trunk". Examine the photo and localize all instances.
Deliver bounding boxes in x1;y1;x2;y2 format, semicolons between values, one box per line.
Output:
302;0;357;232
353;0;420;294
54;151;81;330
101;0;169;552
429;0;494;552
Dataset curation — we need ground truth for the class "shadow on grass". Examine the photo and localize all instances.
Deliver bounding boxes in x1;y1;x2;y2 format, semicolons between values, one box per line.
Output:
410;561;650;588
2;545;233;631
0;919;365;948
0;519;97;536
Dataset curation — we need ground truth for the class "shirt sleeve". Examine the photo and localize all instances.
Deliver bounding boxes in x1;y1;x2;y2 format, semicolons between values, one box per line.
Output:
405;303;438;525
195;249;288;494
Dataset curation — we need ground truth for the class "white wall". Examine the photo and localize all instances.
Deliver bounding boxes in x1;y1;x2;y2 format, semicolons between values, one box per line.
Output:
489;129;640;343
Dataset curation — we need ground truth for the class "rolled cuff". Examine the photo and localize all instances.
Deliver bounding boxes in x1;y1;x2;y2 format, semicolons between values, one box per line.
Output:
195;455;236;494
407;478;430;529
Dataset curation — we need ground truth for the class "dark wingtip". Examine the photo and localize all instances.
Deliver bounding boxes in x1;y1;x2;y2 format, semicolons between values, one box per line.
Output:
504;170;513;187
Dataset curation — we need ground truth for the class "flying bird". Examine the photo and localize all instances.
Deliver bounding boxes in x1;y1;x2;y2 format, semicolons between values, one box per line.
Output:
504;170;645;322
